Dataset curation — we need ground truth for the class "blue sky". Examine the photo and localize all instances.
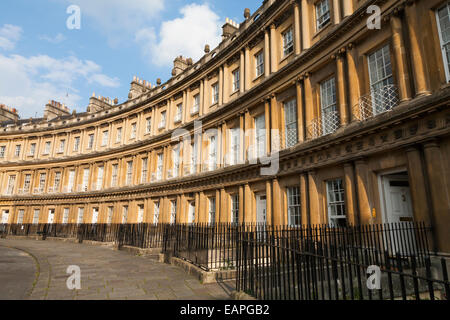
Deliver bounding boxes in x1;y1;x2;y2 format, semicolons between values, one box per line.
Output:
0;0;261;118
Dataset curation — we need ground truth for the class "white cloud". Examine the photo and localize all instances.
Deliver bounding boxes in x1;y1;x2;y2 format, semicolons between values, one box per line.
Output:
136;3;222;67
0;24;22;51
0;53;120;118
63;0;164;46
38;33;66;44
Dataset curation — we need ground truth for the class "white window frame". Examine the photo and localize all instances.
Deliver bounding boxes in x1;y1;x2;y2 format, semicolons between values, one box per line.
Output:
320;77;338;135
126;161;133;185
282;28;294;57
122;206;128;224
287;186;301;226
53;171;61;191
137;205;144;223
81;168;89;191
77;207;84;224
43;141;51;155
175;104;182;123
62;208;69;224
130;123;137;139
32;209;40;225
73;137;80;152
192;94;200;114
96;166;104;190
7;175;16;194
156;153;163;180
15;145;21;157
436;3;450;82
315;0;331;30
87;134;94;149
102;130;109;146
326;179;347;227
141;158;148;183
255;114;266;158
159;111;167;129
153;202;160;224
58;140;65;153
230;127;240;165
0;145;5;158
111;164;118;187
208;135;217;171
232;69;240;92
212;83;219;104
231;194;239;224
23;174;31;192
172;147;180;178
146;117;152;134
17;209;25;224
29;143;36;156
170;200;177;225
284;99;298;148
208;197;216;225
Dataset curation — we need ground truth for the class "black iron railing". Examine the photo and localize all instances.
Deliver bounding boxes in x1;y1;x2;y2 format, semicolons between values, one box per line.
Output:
1;221;448;300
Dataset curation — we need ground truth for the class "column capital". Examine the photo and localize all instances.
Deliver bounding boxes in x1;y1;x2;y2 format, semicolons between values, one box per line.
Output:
422;139;440;149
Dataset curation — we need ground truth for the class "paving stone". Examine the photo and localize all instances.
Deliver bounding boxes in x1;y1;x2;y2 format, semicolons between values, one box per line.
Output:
0;239;234;300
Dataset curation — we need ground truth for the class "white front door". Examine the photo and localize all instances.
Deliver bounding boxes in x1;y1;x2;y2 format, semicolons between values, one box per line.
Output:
48;209;55;224
383;176;413;223
381;174;415;255
92;208;99;224
188;202;195;224
256;195;267;225
2;210;9;224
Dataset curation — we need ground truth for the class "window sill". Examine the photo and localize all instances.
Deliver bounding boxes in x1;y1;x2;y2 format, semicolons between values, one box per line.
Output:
279;51;294;64
313;22;331;39
253;73;265;83
173;119;182;124
190;110;199;116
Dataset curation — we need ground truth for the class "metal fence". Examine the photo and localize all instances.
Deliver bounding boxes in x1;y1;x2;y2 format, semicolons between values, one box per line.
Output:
236;223;449;301
1;221;448;300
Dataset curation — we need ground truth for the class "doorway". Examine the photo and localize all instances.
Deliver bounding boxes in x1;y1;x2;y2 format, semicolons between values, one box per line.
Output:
48;209;55;224
1;210;9;224
379;171;415;255
256;194;267;225
188;201;195;224
92;207;99;224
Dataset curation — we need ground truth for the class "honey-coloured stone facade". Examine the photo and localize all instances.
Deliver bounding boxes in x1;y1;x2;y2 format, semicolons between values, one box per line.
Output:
0;0;449;253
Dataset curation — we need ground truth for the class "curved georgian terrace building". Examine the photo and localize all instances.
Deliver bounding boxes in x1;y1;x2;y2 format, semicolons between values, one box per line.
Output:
0;0;449;252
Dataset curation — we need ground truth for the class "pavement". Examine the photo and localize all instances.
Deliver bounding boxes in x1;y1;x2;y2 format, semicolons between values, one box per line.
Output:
0;239;234;300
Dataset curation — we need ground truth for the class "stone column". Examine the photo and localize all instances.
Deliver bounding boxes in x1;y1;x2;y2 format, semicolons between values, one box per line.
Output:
355;159;373;225
333;0;341;24
336;51;349;126
266;180;273;226
199;80;204;117
270;94;280;153
270;24;278;73
296;79;305;142
182;90;187;124
293;1;301;55
404;3;431;96
264;28;270;78
240;50;245;93
343;0;353;17
272;178;282;225
390;14;412;102
304;74;313;138
422;141;450;253
300;173;309;225
308;171;320;224
343;163;358;225
238;186;245;224
244;183;252;223
264;99;271;155
301;0;311;50
244;45;250;91
223;63;229;104
194;192;200;223
244;110;251;162
219;66;224;106
346;44;360;121
239;113;245;164
405;147;432;226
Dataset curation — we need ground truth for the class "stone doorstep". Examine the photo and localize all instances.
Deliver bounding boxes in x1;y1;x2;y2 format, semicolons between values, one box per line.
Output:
159;254;236;284
230;291;257;300
118;245;161;257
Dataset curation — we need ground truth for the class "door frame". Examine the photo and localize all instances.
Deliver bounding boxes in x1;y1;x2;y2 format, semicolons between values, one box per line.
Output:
377;167;411;224
256;193;267;225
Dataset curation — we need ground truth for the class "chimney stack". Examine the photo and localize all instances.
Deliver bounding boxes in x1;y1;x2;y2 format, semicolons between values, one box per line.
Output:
44;100;70;121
